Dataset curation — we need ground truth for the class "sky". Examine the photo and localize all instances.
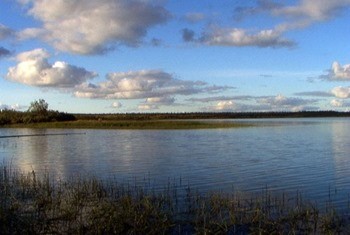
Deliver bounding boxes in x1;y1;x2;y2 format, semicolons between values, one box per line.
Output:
1;0;350;113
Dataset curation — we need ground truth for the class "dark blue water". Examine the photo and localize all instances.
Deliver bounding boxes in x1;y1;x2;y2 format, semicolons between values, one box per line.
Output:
1;118;350;207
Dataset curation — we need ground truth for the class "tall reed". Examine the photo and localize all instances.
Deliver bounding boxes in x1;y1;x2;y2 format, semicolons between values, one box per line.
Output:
1;164;350;234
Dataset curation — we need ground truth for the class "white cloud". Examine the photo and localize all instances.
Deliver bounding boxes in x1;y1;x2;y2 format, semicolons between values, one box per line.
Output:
214;100;236;111
136;96;176;110
197;94;319;112
199;0;350;49
19;0;170;55
331;99;343;107
273;0;350;32
320;62;350;81
6;48;97;88
331;86;350;99
203;100;259;112
200;27;295;48
330;99;350;108
138;104;159;111
259;94;304;105
18;28;46;41
235;0;350;30
75;69;231;100
274;0;350;22
198;94;320;112
111;102;122;109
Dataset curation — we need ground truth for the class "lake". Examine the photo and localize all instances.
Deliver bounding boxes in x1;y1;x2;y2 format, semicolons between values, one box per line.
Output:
1;118;350;207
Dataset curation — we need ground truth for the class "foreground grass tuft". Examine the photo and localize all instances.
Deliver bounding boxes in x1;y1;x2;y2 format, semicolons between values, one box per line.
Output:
1;164;350;234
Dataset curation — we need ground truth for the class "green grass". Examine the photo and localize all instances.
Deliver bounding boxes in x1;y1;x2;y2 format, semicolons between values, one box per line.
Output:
4;119;252;130
1;164;350;234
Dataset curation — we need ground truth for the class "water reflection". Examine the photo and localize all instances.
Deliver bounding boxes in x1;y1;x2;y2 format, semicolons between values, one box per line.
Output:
331;119;350;200
0;118;350;206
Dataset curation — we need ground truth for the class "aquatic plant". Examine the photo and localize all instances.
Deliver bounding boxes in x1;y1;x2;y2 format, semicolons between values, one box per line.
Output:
1;164;350;234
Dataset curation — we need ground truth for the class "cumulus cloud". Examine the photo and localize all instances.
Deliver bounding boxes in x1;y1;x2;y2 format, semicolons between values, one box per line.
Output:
320;62;350;81
200;27;295;48
257;94;317;111
208;0;350;49
274;0;350;22
75;69;231;100
189;96;251;112
331;99;343;107
18;28;45;40
19;0;170;54
331;86;350;99
6;48;97;88
0;24;13;39
203;101;264;112
214;100;236;111
0;47;11;58
111;102;122;109
235;0;350;30
258;94;306;106
194;94;319;112
272;0;350;32
138;104;159;111
137;96;176;110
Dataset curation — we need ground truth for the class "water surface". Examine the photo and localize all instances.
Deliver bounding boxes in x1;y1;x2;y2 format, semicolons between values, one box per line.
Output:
1;118;350;206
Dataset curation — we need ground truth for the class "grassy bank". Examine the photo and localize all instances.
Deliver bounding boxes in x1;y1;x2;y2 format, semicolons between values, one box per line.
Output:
1;164;350;234
4;119;251;130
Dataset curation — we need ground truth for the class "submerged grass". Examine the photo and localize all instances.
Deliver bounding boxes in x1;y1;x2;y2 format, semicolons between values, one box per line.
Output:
1;164;350;234
4;119;251;130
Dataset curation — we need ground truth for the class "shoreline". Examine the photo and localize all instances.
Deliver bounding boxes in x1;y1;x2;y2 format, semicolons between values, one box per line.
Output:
1;119;253;130
2;110;350;129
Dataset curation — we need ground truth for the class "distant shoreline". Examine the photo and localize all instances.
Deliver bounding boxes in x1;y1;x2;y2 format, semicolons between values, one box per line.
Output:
2;119;252;130
2;111;350;129
73;110;350;120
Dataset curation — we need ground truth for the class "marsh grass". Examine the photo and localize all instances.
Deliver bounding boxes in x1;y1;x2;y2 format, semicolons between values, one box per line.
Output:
1;164;350;234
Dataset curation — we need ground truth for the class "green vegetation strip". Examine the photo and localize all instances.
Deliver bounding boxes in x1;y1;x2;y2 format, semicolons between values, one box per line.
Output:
1;164;350;234
5;120;251;129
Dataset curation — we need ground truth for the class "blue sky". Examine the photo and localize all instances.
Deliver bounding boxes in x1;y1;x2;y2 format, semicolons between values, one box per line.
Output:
1;0;350;113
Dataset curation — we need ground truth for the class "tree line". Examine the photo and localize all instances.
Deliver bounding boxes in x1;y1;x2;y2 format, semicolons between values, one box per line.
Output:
75;110;350;121
2;99;350;126
0;99;76;125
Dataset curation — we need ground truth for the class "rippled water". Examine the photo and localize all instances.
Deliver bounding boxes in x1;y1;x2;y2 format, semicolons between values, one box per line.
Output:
1;118;350;205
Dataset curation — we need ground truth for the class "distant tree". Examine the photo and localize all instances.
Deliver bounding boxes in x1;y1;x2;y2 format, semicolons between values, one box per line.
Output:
25;99;50;123
28;99;49;115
